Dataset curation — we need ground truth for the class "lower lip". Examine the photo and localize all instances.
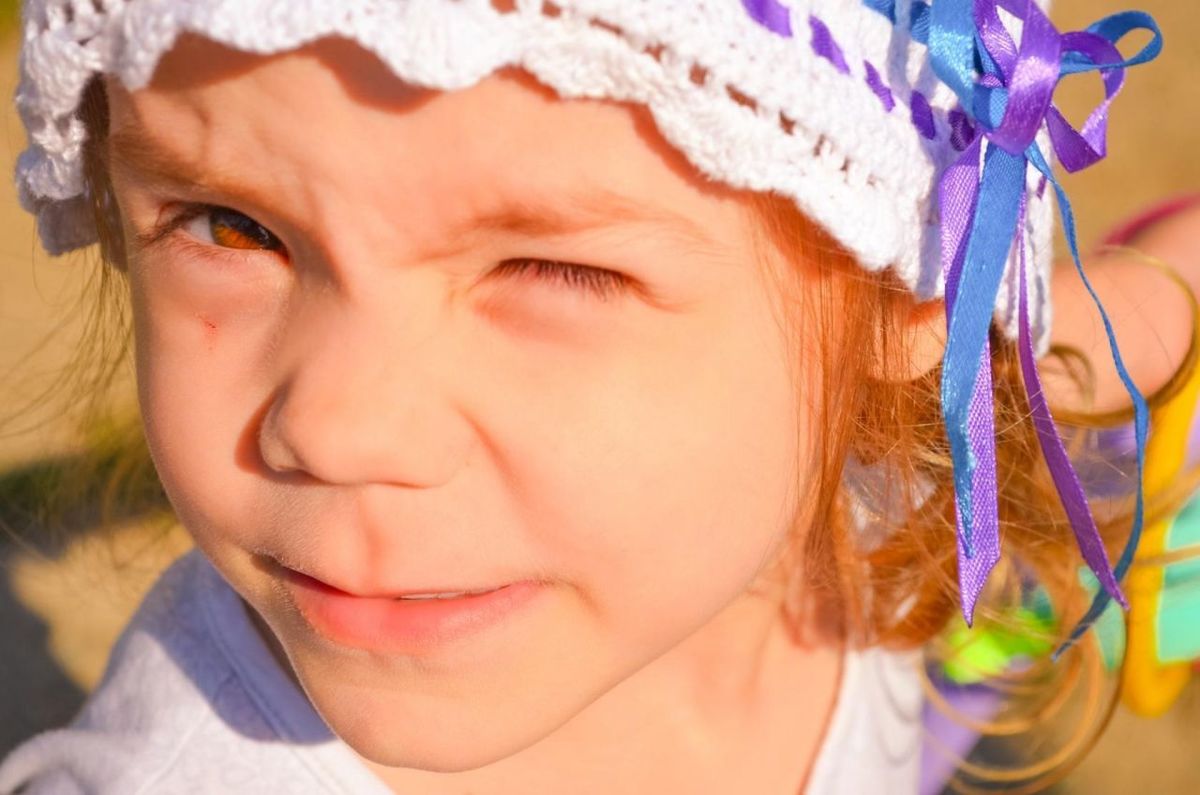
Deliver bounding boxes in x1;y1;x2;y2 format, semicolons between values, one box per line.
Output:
282;570;542;654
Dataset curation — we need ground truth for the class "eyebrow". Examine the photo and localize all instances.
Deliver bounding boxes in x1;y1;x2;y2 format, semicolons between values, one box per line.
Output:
108;123;280;210
442;190;719;256
107;123;721;253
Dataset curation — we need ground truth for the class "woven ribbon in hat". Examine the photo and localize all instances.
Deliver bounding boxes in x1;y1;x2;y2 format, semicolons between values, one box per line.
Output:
12;0;1163;650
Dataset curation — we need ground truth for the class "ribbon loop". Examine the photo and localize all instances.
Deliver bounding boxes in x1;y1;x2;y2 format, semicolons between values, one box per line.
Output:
979;0;1061;154
928;1;1162;650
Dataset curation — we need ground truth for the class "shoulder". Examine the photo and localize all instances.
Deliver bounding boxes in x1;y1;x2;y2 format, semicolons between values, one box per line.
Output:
0;550;387;795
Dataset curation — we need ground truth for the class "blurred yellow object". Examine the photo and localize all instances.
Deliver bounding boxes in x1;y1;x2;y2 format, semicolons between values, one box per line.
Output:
1119;248;1200;717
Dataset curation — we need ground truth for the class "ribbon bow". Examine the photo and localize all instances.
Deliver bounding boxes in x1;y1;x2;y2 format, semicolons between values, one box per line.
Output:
930;0;1162;654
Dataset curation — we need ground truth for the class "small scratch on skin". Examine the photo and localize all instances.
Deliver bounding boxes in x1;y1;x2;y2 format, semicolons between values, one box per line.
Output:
198;315;218;345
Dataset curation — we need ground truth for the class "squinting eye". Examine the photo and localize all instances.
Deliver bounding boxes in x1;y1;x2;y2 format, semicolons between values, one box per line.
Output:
494;258;629;301
181;206;283;252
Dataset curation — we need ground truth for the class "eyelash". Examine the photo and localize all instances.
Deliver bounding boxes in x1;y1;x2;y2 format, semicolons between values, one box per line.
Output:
490;257;628;301
139;203;630;300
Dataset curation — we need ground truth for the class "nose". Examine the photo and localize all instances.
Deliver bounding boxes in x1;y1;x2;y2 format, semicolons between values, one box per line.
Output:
257;297;476;488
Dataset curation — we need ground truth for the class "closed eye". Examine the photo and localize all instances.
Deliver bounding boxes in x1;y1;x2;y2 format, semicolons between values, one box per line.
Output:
491;258;629;301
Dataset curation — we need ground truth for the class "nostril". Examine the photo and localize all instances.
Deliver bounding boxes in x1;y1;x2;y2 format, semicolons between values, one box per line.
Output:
255;383;342;481
235;391;285;479
257;397;308;476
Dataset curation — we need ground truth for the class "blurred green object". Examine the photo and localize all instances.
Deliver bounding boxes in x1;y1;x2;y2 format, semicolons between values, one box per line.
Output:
1077;486;1200;670
1159;494;1200;663
1079;568;1128;673
942;594;1057;685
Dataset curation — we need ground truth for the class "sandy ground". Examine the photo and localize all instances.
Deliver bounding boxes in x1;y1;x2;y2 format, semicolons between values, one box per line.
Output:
0;1;1197;791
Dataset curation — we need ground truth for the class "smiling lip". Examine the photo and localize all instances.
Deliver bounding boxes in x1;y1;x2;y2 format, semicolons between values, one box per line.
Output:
281;567;543;654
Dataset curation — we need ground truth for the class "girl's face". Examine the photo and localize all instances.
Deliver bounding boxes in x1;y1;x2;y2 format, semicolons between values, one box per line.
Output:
108;35;827;773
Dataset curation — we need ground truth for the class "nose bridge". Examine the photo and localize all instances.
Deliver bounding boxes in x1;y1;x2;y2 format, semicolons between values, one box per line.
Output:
258;283;472;487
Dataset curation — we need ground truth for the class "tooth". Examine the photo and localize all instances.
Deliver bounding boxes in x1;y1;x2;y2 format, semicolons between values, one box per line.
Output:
398;588;496;600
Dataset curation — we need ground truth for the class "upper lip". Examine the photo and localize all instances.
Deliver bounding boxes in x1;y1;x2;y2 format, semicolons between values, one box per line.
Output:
282;565;507;599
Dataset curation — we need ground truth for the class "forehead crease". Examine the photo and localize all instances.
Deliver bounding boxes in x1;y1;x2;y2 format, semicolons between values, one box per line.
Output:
391;174;724;261
107;117;202;182
103;69;727;259
106;89;315;209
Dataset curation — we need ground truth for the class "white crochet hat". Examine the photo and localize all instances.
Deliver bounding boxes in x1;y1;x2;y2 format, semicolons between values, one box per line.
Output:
13;0;1055;346
14;0;1167;645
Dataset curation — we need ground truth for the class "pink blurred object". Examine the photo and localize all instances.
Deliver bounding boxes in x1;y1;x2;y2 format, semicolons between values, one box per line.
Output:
1101;193;1200;247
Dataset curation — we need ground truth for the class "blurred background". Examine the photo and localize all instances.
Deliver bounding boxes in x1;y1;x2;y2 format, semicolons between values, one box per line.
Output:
0;1;1197;792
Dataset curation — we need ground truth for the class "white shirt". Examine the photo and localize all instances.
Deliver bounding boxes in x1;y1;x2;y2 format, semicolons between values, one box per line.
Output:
0;550;923;794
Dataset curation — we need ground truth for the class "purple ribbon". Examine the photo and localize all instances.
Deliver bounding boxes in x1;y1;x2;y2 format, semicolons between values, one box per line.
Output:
939;132;1000;623
933;0;1161;647
739;0;1163;646
741;0;793;36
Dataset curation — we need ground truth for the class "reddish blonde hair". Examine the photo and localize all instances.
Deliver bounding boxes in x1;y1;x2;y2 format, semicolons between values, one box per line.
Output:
58;75;1193;790
748;192;1197;791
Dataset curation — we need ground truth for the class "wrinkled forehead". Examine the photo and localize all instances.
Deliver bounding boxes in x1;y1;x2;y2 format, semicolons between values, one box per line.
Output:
102;34;745;254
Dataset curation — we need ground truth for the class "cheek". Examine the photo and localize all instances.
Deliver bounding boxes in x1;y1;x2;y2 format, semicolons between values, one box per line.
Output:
499;280;806;641
129;261;284;548
131;237;807;641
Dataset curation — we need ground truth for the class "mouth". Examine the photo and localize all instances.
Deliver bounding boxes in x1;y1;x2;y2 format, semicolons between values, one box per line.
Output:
278;566;543;654
281;567;505;599
393;588;502;600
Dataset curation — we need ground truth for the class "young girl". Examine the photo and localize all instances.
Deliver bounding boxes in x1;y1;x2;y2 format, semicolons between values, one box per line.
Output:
0;1;1194;792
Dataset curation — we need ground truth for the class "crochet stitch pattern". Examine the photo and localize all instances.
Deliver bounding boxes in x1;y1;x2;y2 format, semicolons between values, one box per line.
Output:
13;0;1055;346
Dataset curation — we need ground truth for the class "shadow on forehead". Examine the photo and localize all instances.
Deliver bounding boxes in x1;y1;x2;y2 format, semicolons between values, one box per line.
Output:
145;32;437;114
138;32;733;203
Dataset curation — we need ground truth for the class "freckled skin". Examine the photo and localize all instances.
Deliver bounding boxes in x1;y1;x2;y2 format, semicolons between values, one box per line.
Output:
108;35;843;794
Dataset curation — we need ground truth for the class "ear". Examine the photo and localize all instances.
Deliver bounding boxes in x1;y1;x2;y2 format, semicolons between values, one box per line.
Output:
867;292;947;383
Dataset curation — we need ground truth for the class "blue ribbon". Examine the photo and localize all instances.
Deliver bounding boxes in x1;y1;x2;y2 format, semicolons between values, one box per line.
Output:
927;0;1162;655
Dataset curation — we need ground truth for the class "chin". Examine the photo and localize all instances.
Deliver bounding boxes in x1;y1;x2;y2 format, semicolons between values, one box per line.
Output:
338;720;536;773
277;629;608;774
302;675;571;773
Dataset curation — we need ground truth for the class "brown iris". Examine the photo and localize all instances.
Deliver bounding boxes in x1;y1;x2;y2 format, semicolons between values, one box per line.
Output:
209;207;282;251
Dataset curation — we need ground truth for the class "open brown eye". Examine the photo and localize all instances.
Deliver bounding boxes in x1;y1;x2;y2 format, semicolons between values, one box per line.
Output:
207;207;283;251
